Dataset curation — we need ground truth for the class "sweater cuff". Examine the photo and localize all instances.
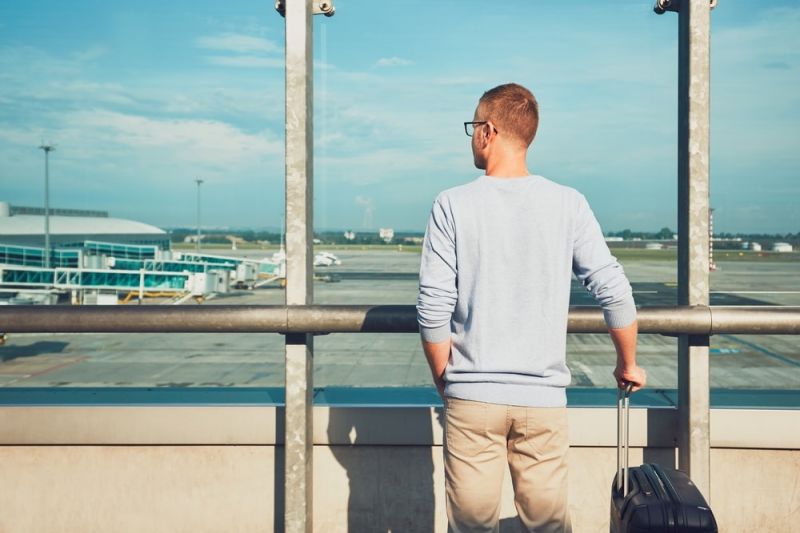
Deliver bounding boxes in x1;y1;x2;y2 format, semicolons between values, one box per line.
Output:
602;301;637;329
419;323;452;343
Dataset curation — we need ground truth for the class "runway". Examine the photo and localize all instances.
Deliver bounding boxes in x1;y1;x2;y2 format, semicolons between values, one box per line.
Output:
1;249;798;391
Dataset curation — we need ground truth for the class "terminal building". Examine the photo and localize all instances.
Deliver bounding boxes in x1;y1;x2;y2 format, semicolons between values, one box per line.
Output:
0;201;282;304
0;201;169;249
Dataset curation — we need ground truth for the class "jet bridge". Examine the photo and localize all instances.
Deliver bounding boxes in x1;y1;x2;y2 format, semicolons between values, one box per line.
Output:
109;259;233;274
0;244;81;268
0;266;189;292
79;240;159;260
0;241;285;302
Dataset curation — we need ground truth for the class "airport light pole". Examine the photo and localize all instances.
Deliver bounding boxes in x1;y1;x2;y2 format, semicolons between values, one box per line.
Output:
195;178;204;252
39;143;56;268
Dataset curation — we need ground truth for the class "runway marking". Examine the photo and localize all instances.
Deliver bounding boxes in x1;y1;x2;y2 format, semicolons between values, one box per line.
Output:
572;362;598;386
710;291;800;295
710;348;741;355
719;334;800;368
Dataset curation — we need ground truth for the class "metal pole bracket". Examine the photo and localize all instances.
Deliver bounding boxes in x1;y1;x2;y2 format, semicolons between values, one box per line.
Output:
276;0;335;18
654;0;717;14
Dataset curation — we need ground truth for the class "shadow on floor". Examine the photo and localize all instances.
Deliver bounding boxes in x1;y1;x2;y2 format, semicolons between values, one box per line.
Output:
0;341;69;362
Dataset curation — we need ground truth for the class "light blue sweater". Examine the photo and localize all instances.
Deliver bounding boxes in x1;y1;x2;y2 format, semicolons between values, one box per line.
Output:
417;175;636;407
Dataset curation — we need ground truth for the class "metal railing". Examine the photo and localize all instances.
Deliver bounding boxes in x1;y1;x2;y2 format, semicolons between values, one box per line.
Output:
2;305;800;335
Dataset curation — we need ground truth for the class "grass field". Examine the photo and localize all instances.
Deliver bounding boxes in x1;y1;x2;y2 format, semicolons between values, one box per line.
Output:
172;242;412;252
609;248;799;263
173;242;798;263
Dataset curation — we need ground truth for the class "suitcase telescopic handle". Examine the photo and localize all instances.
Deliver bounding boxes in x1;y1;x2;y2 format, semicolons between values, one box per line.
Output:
616;383;633;496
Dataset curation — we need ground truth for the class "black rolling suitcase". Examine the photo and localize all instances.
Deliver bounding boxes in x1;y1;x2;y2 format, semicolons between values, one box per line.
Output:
610;387;717;533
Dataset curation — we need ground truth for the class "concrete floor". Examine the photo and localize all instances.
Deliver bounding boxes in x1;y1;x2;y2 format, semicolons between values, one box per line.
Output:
1;249;798;389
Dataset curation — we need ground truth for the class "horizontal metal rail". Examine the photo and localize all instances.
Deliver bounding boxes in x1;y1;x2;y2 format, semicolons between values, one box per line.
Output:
1;305;799;335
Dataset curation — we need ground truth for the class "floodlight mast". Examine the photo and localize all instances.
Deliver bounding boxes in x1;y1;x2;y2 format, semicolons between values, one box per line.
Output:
195;178;204;252
39;143;56;269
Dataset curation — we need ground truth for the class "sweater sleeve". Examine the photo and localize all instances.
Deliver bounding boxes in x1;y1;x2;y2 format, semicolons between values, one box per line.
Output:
572;194;637;329
417;196;458;342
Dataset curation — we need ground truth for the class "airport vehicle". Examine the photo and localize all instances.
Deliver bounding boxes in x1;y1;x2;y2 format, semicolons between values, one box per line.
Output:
313;251;341;267
271;247;286;263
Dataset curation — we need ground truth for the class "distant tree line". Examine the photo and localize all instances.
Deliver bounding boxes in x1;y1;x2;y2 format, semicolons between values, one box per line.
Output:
606;227;676;240
606;227;799;249
167;228;425;246
713;231;800;241
167;226;798;248
314;231;424;245
168;228;282;245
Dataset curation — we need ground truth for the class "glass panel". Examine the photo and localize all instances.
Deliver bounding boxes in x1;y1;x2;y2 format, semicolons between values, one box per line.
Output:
3;1;797;402
0;333;284;388
567;333;678;390
709;3;800;395
710;2;800;246
0;1;286;389
315;333;424;388
311;1;681;394
710;334;800;391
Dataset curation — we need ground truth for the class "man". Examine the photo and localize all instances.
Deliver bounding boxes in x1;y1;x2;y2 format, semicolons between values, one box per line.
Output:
417;83;646;533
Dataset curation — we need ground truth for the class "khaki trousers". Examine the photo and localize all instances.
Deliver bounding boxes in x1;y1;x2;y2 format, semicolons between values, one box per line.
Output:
444;397;572;533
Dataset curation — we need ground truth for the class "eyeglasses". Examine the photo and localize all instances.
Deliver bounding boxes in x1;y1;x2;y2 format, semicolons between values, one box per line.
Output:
464;121;498;137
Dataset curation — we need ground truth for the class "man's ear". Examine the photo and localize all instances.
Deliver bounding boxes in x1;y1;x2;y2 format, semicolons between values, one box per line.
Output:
481;122;493;144
483;121;497;143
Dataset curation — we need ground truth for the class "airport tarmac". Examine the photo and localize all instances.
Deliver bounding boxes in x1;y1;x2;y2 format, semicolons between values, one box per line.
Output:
1;249;798;391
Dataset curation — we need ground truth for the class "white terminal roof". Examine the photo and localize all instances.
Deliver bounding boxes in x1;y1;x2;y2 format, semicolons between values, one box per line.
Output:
0;215;165;236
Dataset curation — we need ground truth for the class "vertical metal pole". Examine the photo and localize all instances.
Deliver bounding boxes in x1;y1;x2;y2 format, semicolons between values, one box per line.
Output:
677;0;711;499
44;150;51;268
195;178;204;252
39;144;55;269
284;1;314;531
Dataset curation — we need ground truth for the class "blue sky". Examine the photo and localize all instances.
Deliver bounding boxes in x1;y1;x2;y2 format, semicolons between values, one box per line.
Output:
0;0;798;233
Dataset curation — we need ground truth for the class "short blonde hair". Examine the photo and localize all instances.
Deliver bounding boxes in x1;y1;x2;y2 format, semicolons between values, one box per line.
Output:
479;83;539;148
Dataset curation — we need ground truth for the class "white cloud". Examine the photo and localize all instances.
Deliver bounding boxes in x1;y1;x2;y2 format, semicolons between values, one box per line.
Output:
711;7;800;168
375;57;413;67
319;145;466;187
196;33;279;54
205;55;284;69
0;125;47;146
354;195;373;208
2;5;798;232
71;46;108;63
0;106;286;228
0;46;80;80
196;32;284;70
53;109;282;168
50;80;137;106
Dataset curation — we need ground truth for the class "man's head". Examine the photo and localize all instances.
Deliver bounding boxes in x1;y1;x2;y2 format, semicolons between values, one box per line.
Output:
470;83;539;170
